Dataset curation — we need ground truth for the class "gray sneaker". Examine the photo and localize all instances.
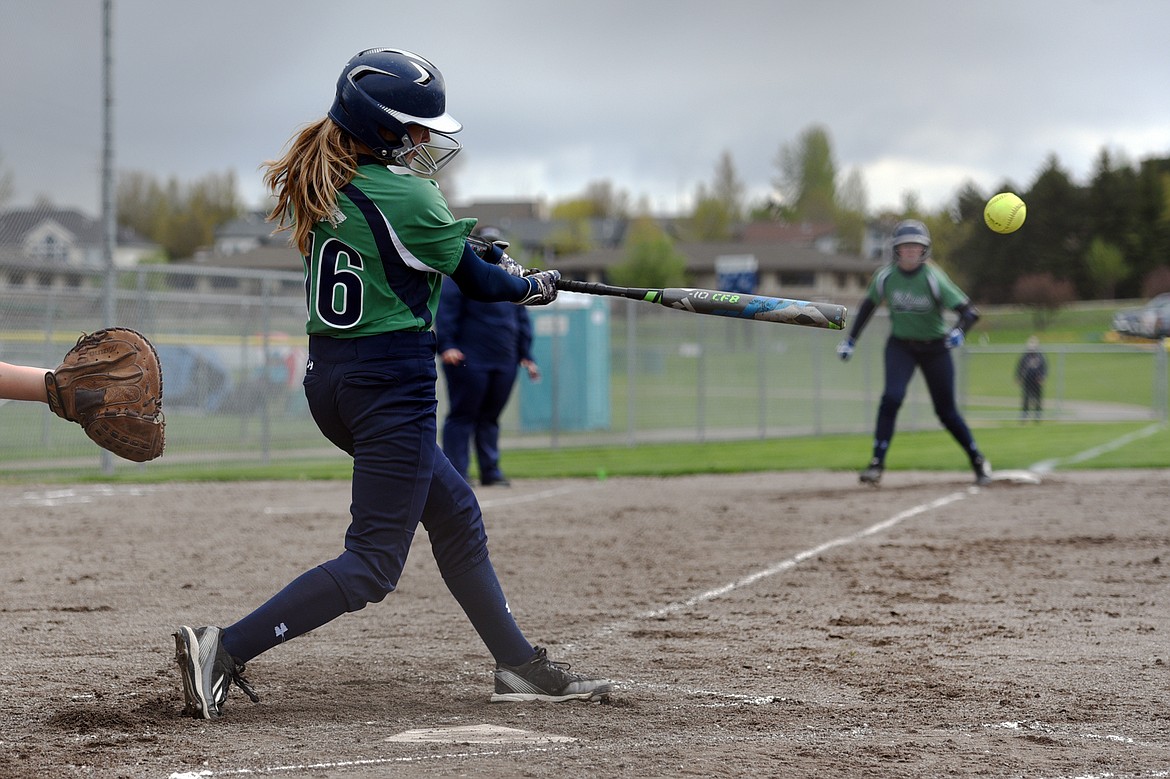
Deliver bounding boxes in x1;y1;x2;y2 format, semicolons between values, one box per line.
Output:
491;646;613;703
173;625;259;719
859;459;884;485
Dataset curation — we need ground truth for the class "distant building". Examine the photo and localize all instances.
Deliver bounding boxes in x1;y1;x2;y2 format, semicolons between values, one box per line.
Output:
0;206;159;289
524;241;874;305
451;199;548;225
208;210;281;256
193;200;888;305
446;202;879;305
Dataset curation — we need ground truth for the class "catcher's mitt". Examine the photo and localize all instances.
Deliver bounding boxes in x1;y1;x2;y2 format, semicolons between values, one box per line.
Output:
45;327;165;462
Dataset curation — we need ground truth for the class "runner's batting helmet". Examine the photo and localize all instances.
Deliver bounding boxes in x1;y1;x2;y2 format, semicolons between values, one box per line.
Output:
891;219;932;257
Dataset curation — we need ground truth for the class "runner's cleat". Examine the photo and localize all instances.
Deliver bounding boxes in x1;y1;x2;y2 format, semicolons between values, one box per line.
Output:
859;459;884;486
973;456;992;487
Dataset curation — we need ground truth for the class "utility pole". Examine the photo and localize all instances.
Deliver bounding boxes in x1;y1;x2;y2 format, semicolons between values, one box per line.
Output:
100;0;115;474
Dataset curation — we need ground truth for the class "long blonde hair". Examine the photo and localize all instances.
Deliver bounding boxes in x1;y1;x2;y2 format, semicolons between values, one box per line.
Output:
263;118;360;255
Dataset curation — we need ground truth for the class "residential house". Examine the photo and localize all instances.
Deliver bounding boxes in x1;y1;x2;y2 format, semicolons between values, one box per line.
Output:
0;206;158;289
196;201;884;305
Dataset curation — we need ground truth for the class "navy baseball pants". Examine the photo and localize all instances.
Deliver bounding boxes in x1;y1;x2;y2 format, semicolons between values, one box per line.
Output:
220;331;534;666
441;361;517;482
303;330;489;607
872;336;978;462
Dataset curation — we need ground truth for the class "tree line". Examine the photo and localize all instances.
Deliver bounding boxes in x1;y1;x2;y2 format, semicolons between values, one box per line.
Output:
548;126;1170;306
116;170;242;262
948;151;1170;304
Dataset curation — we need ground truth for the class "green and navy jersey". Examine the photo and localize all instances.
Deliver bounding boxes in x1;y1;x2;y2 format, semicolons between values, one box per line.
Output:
302;162;475;337
865;262;969;341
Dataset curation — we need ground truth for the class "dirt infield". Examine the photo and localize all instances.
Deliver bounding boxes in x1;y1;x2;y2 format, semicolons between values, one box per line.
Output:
1;469;1167;778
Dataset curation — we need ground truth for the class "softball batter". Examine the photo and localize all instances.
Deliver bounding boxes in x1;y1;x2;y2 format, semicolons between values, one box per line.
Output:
837;219;991;487
173;47;612;718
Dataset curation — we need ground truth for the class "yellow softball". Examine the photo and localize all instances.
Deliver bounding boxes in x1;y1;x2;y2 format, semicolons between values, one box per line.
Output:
984;192;1027;234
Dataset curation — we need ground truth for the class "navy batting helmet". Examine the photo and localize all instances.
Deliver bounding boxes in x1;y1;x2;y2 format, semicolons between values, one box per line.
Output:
891;219;932;257
328;48;462;175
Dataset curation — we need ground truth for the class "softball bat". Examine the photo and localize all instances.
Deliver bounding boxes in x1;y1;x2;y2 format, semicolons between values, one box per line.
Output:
555;280;847;330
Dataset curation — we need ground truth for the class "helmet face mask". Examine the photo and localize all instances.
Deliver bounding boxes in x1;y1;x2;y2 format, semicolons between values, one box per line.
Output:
328;48;462;176
394;128;461;177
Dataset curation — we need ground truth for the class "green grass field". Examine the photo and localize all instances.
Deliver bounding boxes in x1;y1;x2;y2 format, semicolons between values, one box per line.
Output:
18;420;1163;484
970;301;1122;344
965;349;1161;407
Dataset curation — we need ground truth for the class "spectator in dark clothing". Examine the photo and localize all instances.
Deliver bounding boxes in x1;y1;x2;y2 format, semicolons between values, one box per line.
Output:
1015;336;1048;422
437;228;539;486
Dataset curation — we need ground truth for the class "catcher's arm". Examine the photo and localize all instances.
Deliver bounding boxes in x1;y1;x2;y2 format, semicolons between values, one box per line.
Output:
0;361;51;403
44;328;166;462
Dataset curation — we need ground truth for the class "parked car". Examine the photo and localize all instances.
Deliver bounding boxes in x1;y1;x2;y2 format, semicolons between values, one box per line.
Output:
1112;293;1170;339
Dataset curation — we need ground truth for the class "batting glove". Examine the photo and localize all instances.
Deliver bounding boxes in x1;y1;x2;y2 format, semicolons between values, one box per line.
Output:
496;250;526;278
468;238;526;277
836;337;855;361
945;328;965;349
517;269;560;306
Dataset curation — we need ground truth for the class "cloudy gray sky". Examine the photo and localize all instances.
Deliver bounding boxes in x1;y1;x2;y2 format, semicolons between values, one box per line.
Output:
2;0;1168;218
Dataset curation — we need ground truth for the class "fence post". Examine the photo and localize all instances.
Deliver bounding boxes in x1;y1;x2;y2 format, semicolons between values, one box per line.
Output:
1054;349;1065;420
812;332;823;435
757;323;767;438
550;313;561;449
626;300;637;446
259;278;273;465
41;286;58;449
696;315;705;443
1156;339;1169;421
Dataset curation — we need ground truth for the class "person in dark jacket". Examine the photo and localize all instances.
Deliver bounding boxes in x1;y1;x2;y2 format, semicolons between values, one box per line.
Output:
1015;336;1048;422
437;227;539;486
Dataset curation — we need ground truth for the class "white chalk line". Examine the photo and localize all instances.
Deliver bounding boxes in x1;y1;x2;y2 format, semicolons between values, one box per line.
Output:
1038;771;1170;779
167;745;574;779
475;483;584;508
594;489;972;634
1030;421;1164;473
986;722;1170;779
986;720;1168;751
11;484;157;507
260;484;585;516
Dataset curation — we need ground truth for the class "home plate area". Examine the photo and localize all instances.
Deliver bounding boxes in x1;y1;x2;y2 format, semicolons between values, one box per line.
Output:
385;724;576;744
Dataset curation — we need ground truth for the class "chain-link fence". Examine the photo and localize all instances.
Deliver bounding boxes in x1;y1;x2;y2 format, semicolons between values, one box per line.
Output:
2;262;1166;477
